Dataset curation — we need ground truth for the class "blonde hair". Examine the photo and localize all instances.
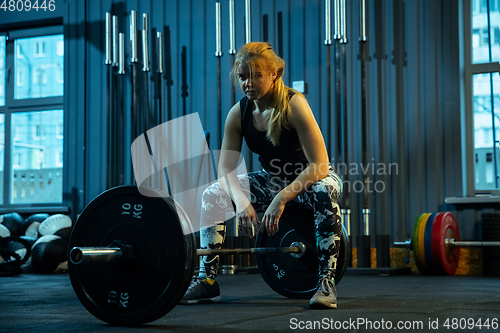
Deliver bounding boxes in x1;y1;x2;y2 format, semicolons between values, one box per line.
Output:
230;42;304;146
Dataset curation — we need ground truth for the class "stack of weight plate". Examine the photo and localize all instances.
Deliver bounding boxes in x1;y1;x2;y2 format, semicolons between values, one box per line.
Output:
482;213;500;276
411;212;460;275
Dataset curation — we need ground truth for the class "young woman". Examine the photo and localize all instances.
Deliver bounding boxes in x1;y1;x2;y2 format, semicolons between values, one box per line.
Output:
181;42;343;309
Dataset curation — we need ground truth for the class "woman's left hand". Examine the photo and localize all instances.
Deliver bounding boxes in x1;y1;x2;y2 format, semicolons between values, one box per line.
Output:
262;195;287;236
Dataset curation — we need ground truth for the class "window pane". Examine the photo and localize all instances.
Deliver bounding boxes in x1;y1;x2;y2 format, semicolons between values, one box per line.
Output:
0;114;4;204
11;110;63;204
474;73;500;190
0;35;5;106
472;0;500;63
14;35;64;100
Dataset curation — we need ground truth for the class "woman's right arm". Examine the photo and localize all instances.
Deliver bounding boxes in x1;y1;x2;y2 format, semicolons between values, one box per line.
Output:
218;103;259;236
218;103;249;210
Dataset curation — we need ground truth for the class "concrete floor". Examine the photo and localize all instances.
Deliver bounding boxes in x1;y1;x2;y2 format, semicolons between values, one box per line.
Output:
0;271;499;332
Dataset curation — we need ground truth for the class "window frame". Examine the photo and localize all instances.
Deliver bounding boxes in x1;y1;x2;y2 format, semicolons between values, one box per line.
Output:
462;0;500;196
0;25;64;208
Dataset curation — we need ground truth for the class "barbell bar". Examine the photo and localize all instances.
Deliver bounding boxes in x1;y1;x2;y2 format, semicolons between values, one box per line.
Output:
395;239;500;248
69;241;307;266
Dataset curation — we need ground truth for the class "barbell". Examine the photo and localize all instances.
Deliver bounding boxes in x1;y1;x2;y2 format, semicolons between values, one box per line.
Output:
68;185;350;326
394;212;500;275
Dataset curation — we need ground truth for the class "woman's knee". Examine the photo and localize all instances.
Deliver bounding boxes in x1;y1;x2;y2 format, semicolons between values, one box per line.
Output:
201;183;232;211
311;177;342;203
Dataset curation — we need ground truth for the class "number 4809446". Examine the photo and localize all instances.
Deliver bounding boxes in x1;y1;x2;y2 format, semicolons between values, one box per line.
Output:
0;0;56;12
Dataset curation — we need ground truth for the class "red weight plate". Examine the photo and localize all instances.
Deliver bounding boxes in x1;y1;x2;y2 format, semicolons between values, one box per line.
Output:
431;212;460;276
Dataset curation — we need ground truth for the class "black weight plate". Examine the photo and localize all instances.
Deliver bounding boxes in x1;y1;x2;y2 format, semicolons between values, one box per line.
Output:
68;186;195;326
255;204;350;299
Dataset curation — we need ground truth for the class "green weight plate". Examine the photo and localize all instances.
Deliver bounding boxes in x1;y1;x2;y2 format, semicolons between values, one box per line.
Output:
417;213;430;273
68;185;195;325
411;213;425;273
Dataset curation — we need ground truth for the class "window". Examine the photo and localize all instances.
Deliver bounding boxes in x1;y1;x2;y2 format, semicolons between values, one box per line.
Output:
56;123;63;139
34;41;46;58
0;26;64;206
0;35;5;107
464;0;500;194
16;68;25;86
57;40;63;57
0;114;3;204
14;34;63;100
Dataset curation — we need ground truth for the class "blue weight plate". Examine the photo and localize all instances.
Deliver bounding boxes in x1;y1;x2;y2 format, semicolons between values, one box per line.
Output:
424;213;438;274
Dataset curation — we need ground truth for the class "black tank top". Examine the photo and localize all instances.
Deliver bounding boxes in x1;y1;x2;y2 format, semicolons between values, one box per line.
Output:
240;91;308;182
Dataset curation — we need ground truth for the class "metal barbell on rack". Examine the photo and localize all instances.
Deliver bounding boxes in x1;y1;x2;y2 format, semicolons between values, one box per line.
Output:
394;212;500;275
67;186;350;326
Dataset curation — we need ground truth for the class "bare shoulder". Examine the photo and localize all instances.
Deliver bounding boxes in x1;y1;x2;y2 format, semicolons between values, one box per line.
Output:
225;102;242;132
288;94;315;128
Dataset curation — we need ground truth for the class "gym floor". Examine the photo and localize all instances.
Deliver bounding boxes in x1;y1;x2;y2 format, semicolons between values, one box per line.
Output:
1;272;499;332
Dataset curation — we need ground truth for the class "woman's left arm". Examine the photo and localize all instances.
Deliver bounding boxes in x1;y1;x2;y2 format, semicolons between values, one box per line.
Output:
262;94;330;235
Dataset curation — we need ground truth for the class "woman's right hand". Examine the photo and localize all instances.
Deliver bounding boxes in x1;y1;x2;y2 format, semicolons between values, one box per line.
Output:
236;203;260;238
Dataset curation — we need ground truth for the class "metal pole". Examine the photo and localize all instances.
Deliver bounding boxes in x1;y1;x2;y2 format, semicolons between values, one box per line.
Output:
196;246;301;256
359;0;370;233
70;247;123;265
229;0;236;106
105;13;112;189
325;0;332;158
69;244;306;266
117;33;125;185
157;32;163;125
130;10;139;185
394;239;500;248
447;240;500;247
245;0;251;44
216;2;223;150
340;0;349;209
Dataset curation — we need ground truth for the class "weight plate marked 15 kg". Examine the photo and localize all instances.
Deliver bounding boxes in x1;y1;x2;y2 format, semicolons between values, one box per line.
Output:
68;186;195;326
255;204;350;299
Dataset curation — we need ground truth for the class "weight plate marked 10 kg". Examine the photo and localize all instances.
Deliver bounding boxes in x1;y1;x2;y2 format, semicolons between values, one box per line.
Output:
68;186;195;326
255;204;350;299
431;212;460;276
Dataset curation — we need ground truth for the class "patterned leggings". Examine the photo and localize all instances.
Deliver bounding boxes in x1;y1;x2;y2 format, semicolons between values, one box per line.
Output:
198;167;343;282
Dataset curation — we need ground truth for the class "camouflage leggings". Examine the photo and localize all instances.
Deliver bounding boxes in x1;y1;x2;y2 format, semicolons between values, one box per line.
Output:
198;167;343;282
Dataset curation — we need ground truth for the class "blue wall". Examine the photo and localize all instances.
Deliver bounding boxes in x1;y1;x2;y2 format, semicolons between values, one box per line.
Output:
2;0;488;244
